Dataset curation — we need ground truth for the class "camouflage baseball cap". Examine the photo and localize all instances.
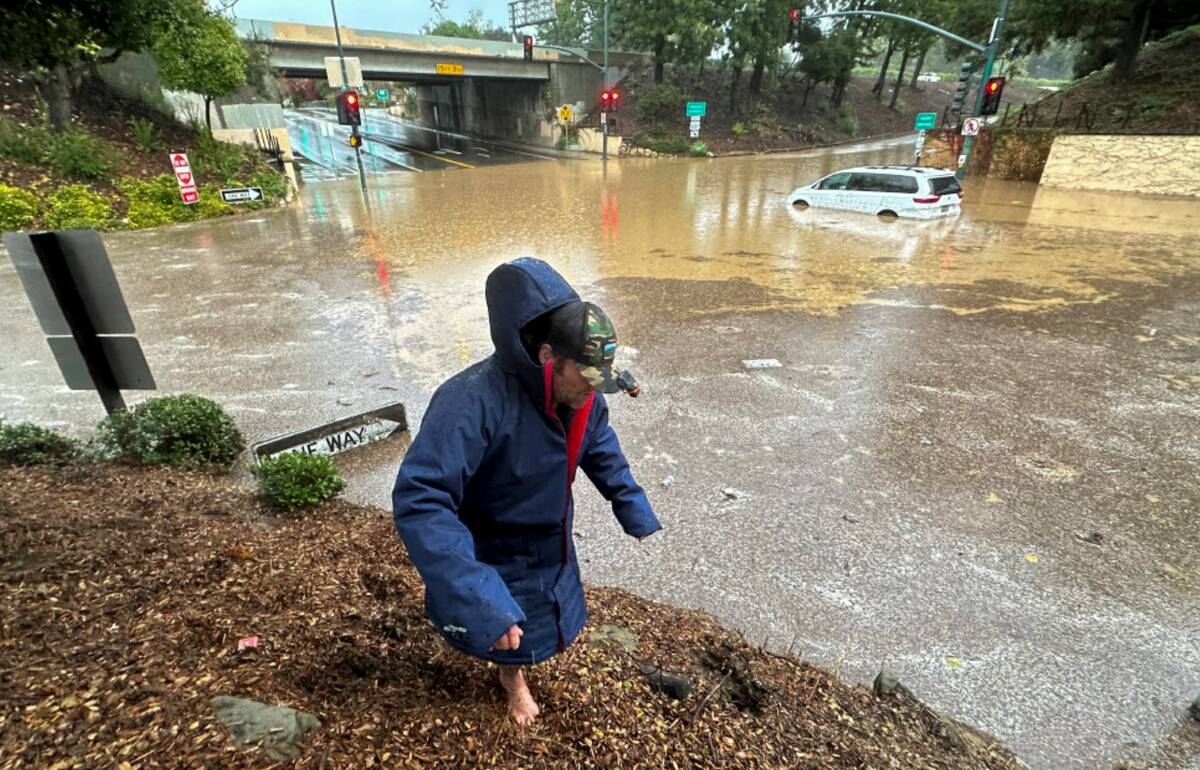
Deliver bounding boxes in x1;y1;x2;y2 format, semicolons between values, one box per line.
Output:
573;302;621;394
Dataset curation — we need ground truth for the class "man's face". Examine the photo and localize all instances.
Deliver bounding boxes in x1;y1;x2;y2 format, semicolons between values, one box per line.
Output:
551;355;594;409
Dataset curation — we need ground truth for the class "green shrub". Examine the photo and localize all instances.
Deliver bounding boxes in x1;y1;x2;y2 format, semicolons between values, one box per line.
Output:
44;184;112;229
731;121;748;137
195;184;232;218
0;184;40;230
632;134;690;155
251;452;346;512
636;84;684;131
0;420;78;465
97;394;245;470
0;118;47;164
119;175;196;228
689;141;709;156
192;133;247;184
46;130;113;180
837;107;859;137
128;117;162;152
249;170;287;203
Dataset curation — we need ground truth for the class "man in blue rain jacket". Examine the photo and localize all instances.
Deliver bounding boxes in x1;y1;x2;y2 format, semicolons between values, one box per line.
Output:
392;257;661;724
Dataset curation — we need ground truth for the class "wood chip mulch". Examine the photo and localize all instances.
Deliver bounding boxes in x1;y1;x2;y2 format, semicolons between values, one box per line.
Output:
0;463;1024;769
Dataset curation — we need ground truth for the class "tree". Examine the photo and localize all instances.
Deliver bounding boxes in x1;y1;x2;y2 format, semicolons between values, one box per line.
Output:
154;9;246;135
1011;0;1198;81
795;28;857;108
423;10;510;41
0;0;191;132
611;0;724;83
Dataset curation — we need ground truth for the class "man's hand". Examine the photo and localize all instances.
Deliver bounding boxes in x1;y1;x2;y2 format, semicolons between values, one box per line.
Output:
490;624;523;651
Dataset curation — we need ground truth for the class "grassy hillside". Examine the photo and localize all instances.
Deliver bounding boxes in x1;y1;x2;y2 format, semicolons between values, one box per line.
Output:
1019;25;1200;133
0;66;287;232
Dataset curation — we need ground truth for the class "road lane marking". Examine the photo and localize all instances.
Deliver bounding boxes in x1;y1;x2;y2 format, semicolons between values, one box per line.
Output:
390;143;475;168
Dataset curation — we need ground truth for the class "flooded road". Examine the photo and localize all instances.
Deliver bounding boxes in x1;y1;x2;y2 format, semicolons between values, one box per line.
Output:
287;107;551;181
3;136;1199;769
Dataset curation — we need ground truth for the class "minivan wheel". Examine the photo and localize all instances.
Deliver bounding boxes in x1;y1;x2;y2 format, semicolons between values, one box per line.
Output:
877;210;898;220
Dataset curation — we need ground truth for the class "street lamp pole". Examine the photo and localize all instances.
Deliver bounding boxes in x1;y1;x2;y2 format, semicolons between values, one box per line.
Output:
330;0;367;192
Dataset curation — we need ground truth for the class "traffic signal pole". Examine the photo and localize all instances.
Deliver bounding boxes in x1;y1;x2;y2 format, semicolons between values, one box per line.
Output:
602;0;609;163
800;4;1007;179
956;0;1010;180
330;0;367;192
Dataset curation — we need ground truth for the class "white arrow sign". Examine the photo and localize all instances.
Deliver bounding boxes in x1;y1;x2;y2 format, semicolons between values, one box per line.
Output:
267;418;403;459
219;187;264;204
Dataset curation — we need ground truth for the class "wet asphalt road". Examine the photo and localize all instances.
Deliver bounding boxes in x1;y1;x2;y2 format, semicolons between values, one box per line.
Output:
2;136;1199;769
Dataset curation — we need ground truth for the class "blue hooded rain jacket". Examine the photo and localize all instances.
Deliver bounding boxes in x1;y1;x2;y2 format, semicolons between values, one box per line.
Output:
392;258;661;665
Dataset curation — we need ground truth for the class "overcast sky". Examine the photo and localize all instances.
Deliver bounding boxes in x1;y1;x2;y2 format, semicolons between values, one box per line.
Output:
228;0;513;35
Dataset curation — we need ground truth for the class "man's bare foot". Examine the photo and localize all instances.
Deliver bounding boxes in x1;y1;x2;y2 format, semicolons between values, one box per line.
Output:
498;666;540;725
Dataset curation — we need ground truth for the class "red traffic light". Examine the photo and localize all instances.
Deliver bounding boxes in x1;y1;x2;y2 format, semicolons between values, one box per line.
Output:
524;35;533;46
601;91;610;101
980;76;1006;116
337;90;362;126
789;8;799;20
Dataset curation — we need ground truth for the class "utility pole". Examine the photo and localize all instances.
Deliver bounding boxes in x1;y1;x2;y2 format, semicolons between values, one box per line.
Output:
955;0;1010;180
330;0;367;193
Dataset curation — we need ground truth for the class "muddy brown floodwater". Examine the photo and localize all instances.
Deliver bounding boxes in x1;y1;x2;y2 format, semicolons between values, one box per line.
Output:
3;136;1199;769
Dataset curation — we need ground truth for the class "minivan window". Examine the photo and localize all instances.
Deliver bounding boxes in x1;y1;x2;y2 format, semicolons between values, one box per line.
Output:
848;173;918;194
930;176;962;195
817;173;851;190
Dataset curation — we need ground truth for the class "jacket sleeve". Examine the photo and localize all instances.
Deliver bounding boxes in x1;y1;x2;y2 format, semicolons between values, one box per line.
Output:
392;386;525;656
579;394;662;539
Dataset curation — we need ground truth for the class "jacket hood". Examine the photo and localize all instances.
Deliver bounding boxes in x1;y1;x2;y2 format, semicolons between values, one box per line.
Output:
485;258;580;400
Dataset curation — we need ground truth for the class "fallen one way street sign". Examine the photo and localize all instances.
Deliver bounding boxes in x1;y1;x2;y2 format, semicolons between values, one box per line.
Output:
220;187;263;204
252;401;409;461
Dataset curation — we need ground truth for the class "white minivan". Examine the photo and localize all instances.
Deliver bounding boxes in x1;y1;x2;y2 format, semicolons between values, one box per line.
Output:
787;166;963;219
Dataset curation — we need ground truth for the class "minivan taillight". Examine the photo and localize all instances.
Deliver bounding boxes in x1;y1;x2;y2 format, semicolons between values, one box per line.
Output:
912;195;941;204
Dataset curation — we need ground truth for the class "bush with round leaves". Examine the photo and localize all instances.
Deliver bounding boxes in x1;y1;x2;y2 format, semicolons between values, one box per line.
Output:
98;394;244;470
0;420;78;465
250;452;346;512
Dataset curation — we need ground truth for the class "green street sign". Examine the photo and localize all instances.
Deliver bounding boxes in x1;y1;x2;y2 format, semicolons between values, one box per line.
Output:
685;101;707;117
914;112;937;130
376;89;389;100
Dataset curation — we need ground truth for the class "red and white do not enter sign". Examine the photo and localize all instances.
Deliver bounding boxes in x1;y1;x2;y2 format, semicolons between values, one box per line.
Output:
167;152;198;205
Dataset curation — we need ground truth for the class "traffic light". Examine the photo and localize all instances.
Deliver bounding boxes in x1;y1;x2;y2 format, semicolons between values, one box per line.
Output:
336;90;361;126
349;133;362;148
600;88;620;113
610;89;620;112
788;9;800;44
523;35;534;62
951;62;974;118
980;76;1006;116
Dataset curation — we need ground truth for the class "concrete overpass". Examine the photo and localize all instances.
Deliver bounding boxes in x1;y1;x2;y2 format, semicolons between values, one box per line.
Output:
235;19;647;148
235;19;559;82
